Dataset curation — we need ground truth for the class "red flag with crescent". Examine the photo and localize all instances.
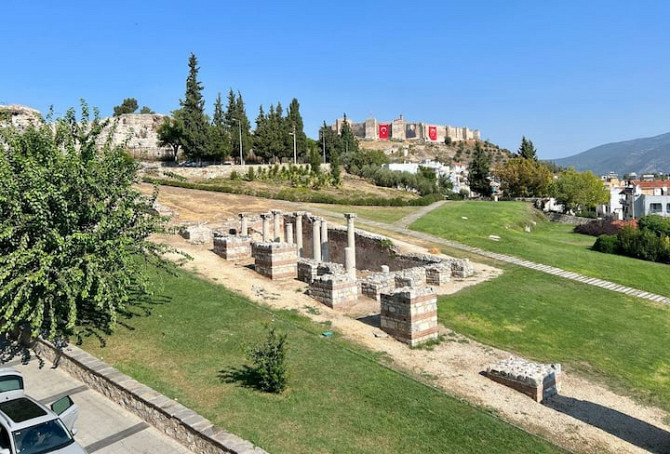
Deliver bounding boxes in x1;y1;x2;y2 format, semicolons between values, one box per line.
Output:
378;124;389;139
428;126;437;141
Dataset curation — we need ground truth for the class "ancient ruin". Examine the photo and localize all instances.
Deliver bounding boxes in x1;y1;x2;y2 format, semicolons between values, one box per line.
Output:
486;357;563;402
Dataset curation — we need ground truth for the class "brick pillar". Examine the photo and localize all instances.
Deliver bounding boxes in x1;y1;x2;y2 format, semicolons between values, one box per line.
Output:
312;217;322;261
271;210;282;242
344;213;357;274
260;213;271;242
238;213;248;236
321;219;329;262
295;211;305;257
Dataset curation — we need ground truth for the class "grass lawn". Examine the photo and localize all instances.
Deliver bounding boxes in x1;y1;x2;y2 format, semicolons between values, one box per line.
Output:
80;265;562;454
306;203;420;224
411;201;670;297
437;266;670;412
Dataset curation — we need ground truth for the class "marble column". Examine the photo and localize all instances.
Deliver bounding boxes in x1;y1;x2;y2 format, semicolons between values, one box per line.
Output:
295;211;305;257
271;210;282;242
238;213;248;236
344;213;357;272
260;212;271;242
285;223;294;245
320;219;329;262
312;217;322;261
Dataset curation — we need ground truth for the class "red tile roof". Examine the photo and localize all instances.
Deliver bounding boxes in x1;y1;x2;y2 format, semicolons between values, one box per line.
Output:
632;180;669;189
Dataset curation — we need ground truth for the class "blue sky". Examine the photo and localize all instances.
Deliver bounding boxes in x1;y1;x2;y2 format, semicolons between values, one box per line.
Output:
3;0;669;159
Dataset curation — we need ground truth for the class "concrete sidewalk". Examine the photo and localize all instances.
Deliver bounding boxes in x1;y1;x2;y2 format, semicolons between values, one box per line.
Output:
2;353;194;454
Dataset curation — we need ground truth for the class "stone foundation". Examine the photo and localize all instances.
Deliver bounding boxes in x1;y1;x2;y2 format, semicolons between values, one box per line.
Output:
380;287;438;347
426;263;452;285
360;273;395;302
297;259;345;284
180;225;213;244
252;242;298;280
449;258;475;279
393;267;427;288
309;273;359;309
213;236;252;260
486;357;562;402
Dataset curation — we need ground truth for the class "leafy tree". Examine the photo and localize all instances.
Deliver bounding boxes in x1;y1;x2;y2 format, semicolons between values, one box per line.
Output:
253;105;272;162
495;157;553;197
179;53;209;163
517;136;537;160
286;98;307;161
139;106;154;114
225;89;252;163
551;168;609;214
330;149;341;186
0;103;174;340
113;98;138;116
157;116;184;161
206;93;230;162
339;114;359;155
468;142;492;196
318;121;339;162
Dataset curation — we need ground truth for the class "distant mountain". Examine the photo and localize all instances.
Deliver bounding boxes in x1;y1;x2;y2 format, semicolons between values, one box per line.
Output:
550;132;670;176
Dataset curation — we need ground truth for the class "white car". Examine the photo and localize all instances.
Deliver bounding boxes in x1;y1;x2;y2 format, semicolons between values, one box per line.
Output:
0;368;87;454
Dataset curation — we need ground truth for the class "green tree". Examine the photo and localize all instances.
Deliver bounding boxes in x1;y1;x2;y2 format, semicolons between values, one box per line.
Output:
0;104;174;340
551;168;609;214
318;121;339;162
495;157;553;197
286;98;307;161
247;327;288;393
113;98;138;116
517;136;537;160
330;149;341;186
206;93;231;162
309;141;321;175
253;105;272;162
339;114;359;155
179;53;209;163
468;142;492;196
157;116;184;161
225;89;252;163
139;106;154;114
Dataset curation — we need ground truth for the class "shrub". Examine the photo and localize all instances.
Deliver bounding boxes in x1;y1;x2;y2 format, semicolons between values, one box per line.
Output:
229;170;239;181
593;234;618;254
574;219;635;236
247;167;255;181
247;327;288;393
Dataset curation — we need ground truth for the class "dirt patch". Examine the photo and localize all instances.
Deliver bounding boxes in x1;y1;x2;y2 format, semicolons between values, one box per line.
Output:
147;184;670;454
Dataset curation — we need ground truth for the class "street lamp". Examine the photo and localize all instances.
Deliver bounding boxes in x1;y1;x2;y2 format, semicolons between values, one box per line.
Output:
288;126;297;164
231;118;243;165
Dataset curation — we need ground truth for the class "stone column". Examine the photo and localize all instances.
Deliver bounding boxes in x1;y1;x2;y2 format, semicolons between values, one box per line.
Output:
320;219;329;262
238;213;248;236
260;213;271;242
271;210;282;242
312;217;322;261
345;247;356;279
295;211;305;257
344;213;357;272
285;223;294;245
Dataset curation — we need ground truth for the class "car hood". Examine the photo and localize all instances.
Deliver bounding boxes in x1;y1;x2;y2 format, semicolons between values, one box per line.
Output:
53;442;88;454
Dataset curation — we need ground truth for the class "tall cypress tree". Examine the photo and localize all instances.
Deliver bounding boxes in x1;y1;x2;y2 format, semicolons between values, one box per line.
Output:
235;92;253;160
339;113;358;155
179;53;208;163
319;121;339;162
206;93;230;162
468;142;492;197
286;98;307;161
253;105;272;163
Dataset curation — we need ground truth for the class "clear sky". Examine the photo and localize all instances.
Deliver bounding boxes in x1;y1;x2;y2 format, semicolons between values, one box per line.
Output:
3;0;669;159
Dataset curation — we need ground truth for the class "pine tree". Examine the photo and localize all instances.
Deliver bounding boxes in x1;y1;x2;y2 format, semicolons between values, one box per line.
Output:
339;114;359;155
253;105;272;163
468;142;492;197
179;53;208;163
286;98;307;161
235;92;253;160
319;121;339;162
517;136;538;160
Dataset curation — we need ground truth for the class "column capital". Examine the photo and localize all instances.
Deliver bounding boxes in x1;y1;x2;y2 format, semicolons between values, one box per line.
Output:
271;209;282;216
344;213;357;220
259;212;271;219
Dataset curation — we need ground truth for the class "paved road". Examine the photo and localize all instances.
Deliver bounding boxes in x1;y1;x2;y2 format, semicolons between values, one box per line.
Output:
1;352;194;454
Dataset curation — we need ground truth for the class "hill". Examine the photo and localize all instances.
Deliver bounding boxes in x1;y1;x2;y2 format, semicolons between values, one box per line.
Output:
551;132;670;175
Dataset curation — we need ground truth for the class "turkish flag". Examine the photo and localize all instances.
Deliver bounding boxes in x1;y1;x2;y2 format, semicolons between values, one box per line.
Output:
378;124;389;140
428;126;437;141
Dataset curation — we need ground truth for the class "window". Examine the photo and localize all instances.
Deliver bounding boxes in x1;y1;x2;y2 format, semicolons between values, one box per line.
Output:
667;203;670;213
649;203;662;213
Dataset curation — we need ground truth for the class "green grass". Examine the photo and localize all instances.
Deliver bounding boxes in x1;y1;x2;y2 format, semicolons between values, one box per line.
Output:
305;203;420;224
411;201;670;297
80;265;562;454
438;266;670;412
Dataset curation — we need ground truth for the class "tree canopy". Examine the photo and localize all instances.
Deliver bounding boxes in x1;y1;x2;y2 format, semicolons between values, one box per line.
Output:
495;157;553;197
0;104;174;340
468;142;492;196
113;98;138;116
517;136;537;160
551;168;609;213
178;53;209;162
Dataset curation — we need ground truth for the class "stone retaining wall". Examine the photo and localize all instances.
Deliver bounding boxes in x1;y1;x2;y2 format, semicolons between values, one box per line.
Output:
30;338;266;454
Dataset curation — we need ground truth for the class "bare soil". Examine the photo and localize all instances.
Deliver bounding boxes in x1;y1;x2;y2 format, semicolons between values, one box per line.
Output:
145;183;670;454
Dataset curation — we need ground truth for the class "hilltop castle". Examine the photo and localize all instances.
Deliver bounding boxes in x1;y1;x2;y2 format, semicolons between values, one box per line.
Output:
331;115;480;143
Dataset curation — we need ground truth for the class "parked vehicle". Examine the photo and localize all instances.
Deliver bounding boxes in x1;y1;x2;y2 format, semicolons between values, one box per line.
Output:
0;368;86;454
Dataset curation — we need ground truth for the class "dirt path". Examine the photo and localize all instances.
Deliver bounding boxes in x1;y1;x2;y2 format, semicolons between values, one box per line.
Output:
145;184;670;454
393;200;447;228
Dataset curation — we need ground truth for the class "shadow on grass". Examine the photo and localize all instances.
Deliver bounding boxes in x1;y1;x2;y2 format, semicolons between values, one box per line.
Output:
218;365;262;390
544;395;670;453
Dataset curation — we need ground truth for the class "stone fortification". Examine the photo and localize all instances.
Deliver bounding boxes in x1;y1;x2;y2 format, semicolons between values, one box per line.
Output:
486;357;562;402
99;113;173;160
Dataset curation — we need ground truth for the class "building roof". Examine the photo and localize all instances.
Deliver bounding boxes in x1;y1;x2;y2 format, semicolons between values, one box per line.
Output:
631;180;669;190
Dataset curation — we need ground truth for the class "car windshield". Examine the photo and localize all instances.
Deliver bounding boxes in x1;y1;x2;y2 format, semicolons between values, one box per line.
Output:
12;419;74;454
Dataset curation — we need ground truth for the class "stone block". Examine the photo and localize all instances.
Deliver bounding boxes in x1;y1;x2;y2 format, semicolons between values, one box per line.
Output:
213;236;252;260
361;272;396;301
252;242;298;280
449;258;475;278
380;286;438;347
426;263;451;285
309;273;359;309
180;225;213;244
486;357;562;402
